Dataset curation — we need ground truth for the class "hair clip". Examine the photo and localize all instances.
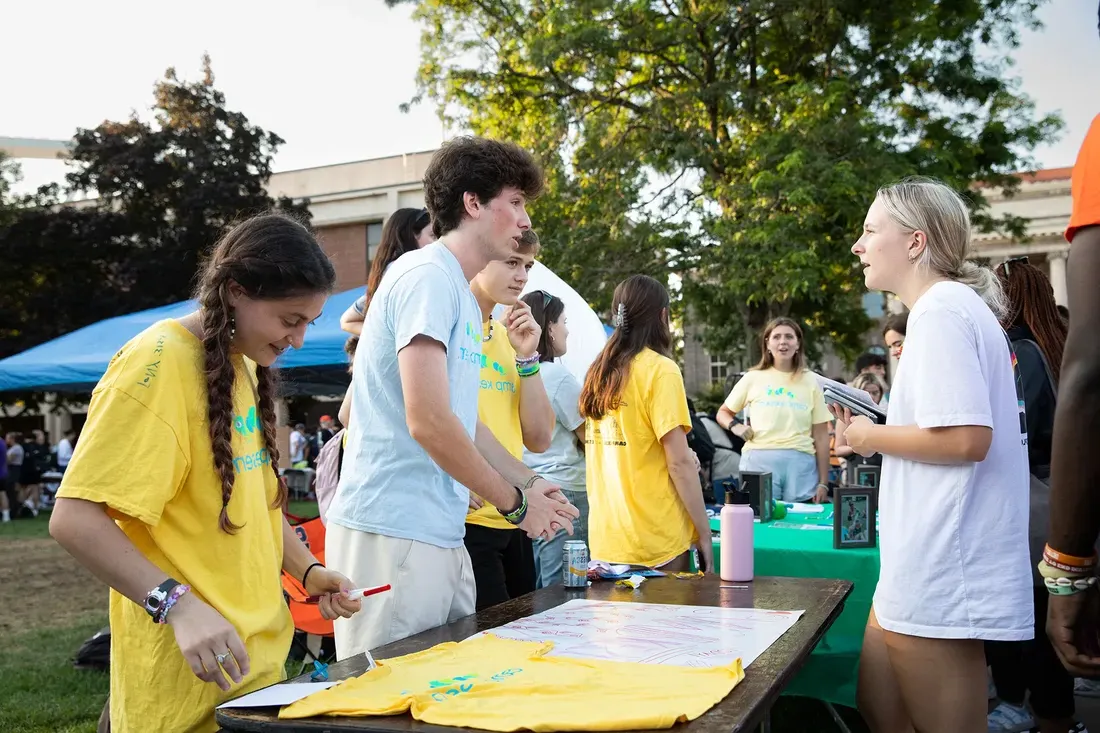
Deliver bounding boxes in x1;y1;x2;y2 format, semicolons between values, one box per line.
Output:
611;302;628;330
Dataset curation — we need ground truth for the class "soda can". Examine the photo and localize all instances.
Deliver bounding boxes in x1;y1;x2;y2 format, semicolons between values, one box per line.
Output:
563;540;588;587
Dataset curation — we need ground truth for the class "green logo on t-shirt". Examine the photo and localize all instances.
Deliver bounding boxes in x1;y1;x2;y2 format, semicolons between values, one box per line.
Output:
234;406;258;435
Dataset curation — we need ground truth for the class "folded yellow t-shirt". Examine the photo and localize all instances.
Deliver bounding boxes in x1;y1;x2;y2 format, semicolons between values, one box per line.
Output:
281;634;744;731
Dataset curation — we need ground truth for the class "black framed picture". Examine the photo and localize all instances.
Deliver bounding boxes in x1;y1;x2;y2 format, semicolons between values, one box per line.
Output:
855;464;880;490
833;486;877;549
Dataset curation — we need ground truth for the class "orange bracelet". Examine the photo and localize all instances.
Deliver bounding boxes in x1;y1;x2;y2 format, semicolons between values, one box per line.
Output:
1044;545;1097;571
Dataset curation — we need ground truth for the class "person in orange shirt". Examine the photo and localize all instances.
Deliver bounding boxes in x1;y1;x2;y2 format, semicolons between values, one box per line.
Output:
1045;104;1100;680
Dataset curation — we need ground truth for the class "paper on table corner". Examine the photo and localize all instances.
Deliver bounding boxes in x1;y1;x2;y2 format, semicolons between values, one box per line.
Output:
216;681;339;709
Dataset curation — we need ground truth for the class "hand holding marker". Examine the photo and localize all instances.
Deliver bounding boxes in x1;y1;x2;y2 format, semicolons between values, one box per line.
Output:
305;583;391;605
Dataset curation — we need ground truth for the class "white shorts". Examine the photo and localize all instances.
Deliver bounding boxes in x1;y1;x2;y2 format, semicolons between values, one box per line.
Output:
326;524;476;661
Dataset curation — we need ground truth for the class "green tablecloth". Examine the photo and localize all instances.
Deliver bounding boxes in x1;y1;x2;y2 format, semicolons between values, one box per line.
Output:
709;509;880;708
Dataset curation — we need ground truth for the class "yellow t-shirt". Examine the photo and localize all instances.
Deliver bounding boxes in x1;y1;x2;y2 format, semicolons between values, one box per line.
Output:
723;368;831;455
466;324;524;531
57;320;293;733
281;633;743;731
585;349;697;567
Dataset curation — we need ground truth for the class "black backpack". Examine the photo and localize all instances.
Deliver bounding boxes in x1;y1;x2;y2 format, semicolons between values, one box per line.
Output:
686;398;717;468
73;626;111;671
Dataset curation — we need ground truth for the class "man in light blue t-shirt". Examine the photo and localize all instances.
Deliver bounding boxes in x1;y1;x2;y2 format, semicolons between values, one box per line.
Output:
326;137;580;660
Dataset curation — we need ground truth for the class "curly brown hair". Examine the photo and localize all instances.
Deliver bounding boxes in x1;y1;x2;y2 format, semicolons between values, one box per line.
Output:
195;212;335;532
995;258;1067;384
423;137;544;238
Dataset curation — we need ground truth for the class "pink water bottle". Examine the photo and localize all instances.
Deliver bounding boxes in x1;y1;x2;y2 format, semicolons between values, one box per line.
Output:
720;487;754;582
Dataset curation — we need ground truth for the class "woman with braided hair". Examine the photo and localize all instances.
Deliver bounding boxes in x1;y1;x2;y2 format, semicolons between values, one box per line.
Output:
50;213;362;733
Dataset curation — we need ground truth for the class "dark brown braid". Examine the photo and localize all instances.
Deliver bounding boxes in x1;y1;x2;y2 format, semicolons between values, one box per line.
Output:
995;260;1067;384
256;366;287;511
200;281;243;533
194;212;335;533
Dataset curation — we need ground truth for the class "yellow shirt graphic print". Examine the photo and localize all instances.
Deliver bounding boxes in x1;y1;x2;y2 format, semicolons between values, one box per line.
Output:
281;634;744;731
467;323;525;530
57;320;292;733
722;368;832;455
585;349;697;567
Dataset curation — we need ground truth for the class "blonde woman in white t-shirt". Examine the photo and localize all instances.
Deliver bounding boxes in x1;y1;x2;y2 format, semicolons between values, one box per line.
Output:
835;177;1031;733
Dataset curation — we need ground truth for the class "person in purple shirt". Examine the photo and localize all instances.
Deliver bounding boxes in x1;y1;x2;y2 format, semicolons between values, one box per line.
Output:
0;437;8;522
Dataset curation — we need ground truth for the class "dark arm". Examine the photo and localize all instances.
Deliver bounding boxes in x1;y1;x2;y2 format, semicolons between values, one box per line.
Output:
1048;227;1100;556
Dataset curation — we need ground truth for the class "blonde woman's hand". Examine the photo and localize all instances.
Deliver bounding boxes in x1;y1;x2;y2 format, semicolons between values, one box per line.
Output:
842;416;876;457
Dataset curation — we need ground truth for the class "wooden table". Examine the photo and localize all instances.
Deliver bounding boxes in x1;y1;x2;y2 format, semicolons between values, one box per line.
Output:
217;575;852;733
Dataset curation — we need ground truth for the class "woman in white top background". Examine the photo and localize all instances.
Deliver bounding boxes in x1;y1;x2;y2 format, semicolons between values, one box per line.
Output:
520;289;588;588
836;178;1031;732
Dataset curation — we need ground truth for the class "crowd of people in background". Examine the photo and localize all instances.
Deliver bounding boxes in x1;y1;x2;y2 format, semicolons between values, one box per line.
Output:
0;427;75;522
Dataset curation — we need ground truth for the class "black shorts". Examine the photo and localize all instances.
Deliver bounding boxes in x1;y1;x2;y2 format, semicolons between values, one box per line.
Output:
463;524;536;611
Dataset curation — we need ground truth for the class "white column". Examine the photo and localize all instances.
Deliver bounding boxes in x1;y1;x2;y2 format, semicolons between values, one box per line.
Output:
1049;252;1069;307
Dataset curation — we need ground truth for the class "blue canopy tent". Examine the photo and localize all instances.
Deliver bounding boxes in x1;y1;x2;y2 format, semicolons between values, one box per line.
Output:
0;289;364;395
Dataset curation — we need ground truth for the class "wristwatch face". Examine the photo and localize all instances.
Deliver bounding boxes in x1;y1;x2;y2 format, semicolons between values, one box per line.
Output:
145;589;167;614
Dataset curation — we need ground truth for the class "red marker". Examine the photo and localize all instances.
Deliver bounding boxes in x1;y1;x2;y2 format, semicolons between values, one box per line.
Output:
304;583;391;604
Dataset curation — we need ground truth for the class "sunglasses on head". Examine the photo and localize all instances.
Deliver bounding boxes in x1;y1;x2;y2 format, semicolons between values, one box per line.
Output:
1001;255;1028;276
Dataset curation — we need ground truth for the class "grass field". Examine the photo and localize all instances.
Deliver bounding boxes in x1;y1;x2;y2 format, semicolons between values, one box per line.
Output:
0;501;868;733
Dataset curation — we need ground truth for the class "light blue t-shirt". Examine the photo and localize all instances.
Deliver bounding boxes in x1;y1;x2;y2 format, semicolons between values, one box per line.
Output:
327;242;483;549
522;360;586;490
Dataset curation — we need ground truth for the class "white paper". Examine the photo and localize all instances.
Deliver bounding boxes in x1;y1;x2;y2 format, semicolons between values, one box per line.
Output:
216;681;339;709
477;599;804;669
772;522;833;531
784;502;825;514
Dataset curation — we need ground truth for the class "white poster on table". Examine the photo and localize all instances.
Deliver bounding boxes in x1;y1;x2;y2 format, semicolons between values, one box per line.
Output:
478;599;804;669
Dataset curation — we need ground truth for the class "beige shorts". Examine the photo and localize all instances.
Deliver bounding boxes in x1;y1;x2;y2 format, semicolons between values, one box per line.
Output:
326;525;476;661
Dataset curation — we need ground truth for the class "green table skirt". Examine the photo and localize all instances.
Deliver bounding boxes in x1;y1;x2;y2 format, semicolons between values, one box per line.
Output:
709;512;880;708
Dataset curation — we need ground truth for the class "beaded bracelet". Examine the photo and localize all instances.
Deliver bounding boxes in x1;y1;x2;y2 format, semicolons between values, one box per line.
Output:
155;583;191;624
515;352;540;367
1044;576;1098;596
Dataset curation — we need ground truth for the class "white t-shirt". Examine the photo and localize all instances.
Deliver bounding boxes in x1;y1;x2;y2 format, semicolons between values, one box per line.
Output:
522;360;586;489
56;438;74;467
289;430;307;464
875;281;1032;641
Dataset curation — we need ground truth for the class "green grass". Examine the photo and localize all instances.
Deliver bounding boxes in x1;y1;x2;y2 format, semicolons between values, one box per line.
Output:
0;615;109;733
0;500;320;543
0;511;51;540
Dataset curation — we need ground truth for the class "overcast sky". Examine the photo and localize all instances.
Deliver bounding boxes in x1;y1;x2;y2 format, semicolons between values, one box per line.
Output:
3;0;1097;193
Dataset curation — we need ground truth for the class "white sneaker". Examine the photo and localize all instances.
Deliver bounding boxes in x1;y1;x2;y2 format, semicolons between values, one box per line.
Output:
1075;677;1100;698
986;701;1035;733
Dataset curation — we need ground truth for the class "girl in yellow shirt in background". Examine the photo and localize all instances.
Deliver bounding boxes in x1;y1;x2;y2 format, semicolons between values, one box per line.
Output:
50;214;362;733
717;317;832;504
579;275;714;573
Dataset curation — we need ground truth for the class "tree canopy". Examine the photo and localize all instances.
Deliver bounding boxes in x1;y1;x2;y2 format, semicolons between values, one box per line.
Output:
0;56;304;406
393;0;1060;366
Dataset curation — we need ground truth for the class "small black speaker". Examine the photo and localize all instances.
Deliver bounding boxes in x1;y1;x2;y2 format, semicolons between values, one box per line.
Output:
738;470;773;522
